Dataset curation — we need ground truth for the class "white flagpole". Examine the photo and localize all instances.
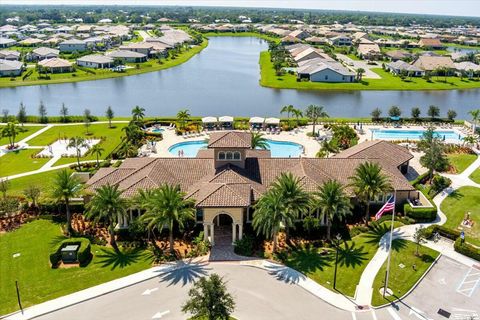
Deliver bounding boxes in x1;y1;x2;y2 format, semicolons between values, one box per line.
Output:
383;189;396;297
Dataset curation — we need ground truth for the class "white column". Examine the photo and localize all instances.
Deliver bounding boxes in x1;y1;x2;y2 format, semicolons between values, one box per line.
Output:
232;223;237;244
203;224;208;242
116;212;121;229
210;224;215;246
239;224;243;240
129;209;133;222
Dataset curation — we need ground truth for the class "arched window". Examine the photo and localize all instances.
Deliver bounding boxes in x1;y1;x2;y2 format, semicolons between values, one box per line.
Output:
218;152;225;160
233;151;241;160
226;152;233;160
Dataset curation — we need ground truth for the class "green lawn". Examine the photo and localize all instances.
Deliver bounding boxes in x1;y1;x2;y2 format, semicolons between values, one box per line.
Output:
0;149;49;177
470;168;480;184
0;125;46;146
260;51;480;91
6;169;71;197
27;123;128;166
0;219;153;315
371;240;439;306
440;186;480;246
0;39;208;88
283;221;402;297
448;153;478;174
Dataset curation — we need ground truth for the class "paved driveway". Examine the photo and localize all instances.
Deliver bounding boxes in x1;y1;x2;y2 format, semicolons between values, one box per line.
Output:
336;54;382;79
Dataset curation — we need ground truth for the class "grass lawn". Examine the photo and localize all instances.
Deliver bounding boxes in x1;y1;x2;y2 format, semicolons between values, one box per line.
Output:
0;219;153;315
0;149;49;177
448;153;478;174
6;169;72;197
0;39;208;88
259;51;480;91
440;186;480;246
0;125;45;146
27;123;128;166
283;221;403;297
371;240;439;306
470;168;480;184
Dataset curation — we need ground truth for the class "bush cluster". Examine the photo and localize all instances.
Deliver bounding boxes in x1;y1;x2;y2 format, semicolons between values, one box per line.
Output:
454;238;480;261
49;238;92;267
404;203;437;222
234;235;255;256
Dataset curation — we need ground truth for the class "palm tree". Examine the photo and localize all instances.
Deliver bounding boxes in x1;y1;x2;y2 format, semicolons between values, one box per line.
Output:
177;109;191;130
51;170;83;235
349;162;392;226
86;184;128;252
131;105;145;122
305;105;329;136
270;172;310;241
469;109;480;133
280;105;295;125
67;137;88;168
136;184;195;253
291;108;303;127
313;180;352;240
1;122;20;149
90;144;104;168
251;132;268;149
105;106;114;128
356;68;365;81
253;189;290;253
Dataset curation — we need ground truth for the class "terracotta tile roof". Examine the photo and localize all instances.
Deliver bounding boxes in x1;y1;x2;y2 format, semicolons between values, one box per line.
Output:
208;132;252;149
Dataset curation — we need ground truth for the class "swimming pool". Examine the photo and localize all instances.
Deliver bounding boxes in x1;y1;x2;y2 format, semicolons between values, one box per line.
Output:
168;139;303;158
371;129;463;141
149;128;164;133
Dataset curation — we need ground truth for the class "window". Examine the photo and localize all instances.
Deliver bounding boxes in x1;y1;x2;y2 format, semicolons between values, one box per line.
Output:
325;75;328;80
218;152;225;160
196;209;204;223
233;151;241;160
226;152;233;160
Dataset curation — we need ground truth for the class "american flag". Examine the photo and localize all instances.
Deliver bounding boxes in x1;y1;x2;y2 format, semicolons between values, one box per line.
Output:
375;194;395;220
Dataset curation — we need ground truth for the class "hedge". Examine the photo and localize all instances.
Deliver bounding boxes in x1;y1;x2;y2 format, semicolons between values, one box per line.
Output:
50;237;92;267
454;238;480;261
403;203;437;222
424;224;461;241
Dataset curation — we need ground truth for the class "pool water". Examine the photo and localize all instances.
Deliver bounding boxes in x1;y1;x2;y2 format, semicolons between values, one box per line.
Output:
150;128;164;133
168;140;303;158
371;129;463;141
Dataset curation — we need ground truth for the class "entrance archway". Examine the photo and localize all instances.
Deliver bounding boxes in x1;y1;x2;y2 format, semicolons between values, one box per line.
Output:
213;213;233;246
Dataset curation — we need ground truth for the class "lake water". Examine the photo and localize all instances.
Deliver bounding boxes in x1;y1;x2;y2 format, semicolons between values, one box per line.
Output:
1;37;479;118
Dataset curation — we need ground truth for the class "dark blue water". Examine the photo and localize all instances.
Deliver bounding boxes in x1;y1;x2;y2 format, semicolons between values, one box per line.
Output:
1;37;479;118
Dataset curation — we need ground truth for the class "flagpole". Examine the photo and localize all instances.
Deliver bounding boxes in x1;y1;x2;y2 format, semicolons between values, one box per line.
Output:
383;189;396;298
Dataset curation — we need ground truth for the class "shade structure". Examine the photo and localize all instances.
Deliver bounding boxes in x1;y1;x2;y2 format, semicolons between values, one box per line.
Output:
202;116;218;123
265;117;280;125
218;116;234;123
390;116;401;121
249;117;265;124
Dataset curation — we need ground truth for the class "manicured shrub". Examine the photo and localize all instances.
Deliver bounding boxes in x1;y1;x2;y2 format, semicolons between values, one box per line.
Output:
431;175;451;196
425;225;460;240
404;203;437;222
234;235;255;256
349;225;369;238
50;238;92;268
454;238;480;261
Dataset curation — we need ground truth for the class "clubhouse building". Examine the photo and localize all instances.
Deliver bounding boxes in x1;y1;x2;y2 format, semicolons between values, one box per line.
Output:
87;132;419;245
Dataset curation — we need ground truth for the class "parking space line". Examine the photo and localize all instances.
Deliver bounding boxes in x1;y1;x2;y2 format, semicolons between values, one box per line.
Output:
371;310;378;320
351;311;357;320
387;307;403;320
457;267;480;297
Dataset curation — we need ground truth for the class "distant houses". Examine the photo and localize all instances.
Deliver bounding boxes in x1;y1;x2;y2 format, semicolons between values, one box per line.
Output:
59;39;87;52
0;59;24;76
106;50;147;63
38;58;73;73
76;54;113;68
29;47;59;61
0;37;16;48
412;56;455;73
386;61;424;77
297;58;356;82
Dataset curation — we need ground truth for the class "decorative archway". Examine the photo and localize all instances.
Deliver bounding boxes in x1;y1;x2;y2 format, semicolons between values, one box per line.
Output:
203;210;243;246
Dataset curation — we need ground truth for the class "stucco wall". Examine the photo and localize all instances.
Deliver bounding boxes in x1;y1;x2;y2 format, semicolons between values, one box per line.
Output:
310;69;354;83
203;208;244;224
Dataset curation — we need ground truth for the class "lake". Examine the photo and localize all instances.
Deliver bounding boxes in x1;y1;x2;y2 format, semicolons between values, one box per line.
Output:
1;37;479;118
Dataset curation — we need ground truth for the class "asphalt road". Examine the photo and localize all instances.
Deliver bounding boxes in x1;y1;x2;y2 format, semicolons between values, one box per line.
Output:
36;257;480;320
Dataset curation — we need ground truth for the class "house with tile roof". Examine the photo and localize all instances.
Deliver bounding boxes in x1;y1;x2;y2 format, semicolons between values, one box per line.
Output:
87;132;419;245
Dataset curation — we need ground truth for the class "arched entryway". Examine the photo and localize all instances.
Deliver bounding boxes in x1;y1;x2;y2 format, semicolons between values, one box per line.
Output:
203;210;243;246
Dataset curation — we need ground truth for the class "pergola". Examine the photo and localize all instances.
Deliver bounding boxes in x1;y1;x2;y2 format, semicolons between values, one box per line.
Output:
219;116;234;128
265;117;280;128
249;117;265;129
202;116;218;129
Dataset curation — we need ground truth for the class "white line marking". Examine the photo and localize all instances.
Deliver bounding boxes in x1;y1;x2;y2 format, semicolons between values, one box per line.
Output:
142;287;159;295
351;311;357;320
152;310;170;319
387;307;403;320
371;310;378;320
457;267;480;297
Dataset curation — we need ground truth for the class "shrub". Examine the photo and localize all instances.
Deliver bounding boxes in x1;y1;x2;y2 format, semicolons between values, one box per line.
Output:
404;203;437;222
0;196;20;217
234;235;255;256
188;232;210;257
430;175;451;196
425;225;460;240
349;225;369;238
50;238;92;267
454;238;480;261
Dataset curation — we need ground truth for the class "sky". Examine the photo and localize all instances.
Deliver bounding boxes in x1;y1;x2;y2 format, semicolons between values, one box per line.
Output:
2;0;479;18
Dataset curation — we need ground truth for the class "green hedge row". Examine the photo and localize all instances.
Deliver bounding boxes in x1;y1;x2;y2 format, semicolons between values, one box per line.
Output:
424;224;461;240
404;203;437;222
50;237;92;267
454;238;480;261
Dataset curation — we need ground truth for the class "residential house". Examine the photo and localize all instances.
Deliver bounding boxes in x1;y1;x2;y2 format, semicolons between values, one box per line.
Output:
297;58;356;82
87;132;419;243
38;58;73;73
292;47;332;63
0;50;20;60
0;38;17;48
19;38;43;46
76;54;113;69
30;47;59;61
418;38;444;49
288;29;310;40
386;61;424;77
119;42;154;56
0;59;24;76
357;43;382;60
385;50;413;61
106;50;147;63
59;39;88;53
454;61;480;78
305;36;327;45
412;56;455;73
327;35;352;46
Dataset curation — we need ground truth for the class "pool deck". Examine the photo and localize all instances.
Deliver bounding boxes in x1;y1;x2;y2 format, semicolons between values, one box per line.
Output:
143;126;323;158
358;124;465;143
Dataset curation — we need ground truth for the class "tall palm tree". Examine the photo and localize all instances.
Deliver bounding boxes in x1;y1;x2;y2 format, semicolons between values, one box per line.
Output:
131;105;145;122
469;109;480;133
291;108;303;127
136;184;195;253
280;104;295;125
349;162;392;226
356;68;365;81
1;122;20;149
313;180;352;240
51;170;83;235
90;144;104;168
86;184;128;252
177;109;191;130
253;189;290;253
270;172;310;241
67;137;88;168
251;132;268;149
305;105;329;136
